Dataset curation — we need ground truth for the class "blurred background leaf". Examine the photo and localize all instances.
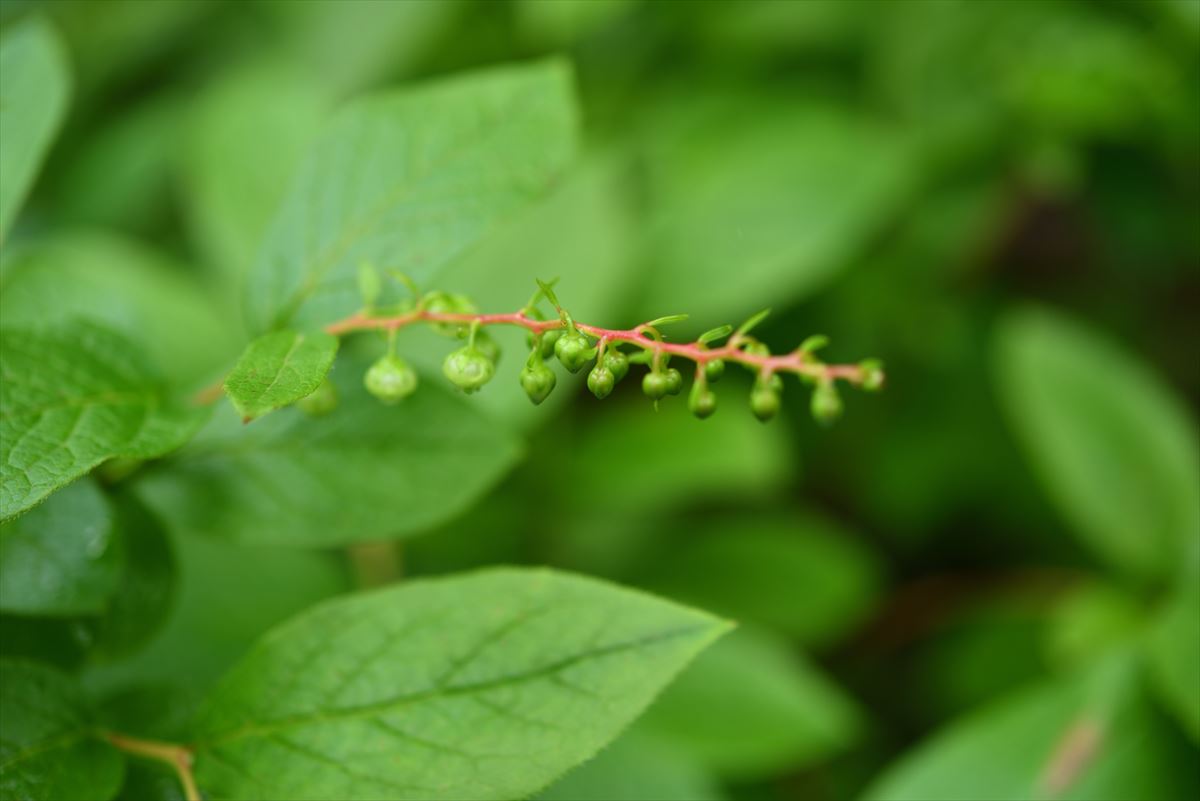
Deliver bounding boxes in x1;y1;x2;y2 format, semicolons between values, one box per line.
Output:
0;16;69;241
994;307;1200;581
639;627;862;781
0;479;118;616
865;651;1199;801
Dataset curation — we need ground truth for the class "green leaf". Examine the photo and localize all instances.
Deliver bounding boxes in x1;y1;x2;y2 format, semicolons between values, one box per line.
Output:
36;1;210;103
0;322;209;521
191;568;729;800
357;262;382;309
1044;581;1144;672
537;727;724;801
49;93;183;233
82;530;348;698
912;595;1053;723
0;490;176;673
0;615;87;669
0;18;70;242
865;651;1200;801
1146;581;1200;742
0;232;242;387
0;479;119;616
994;307;1200;579
639;101;915;321
261;0;458;96
560;399;795;517
82;491;176;660
180;64;329;299
0;660;124;801
410;154;637;431
223;330;339;422
134;353;523;546
648;513;883;647
246;58;578;332
516;0;634;46
640;627;861;779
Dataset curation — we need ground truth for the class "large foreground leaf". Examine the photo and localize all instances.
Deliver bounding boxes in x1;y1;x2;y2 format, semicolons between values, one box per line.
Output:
0;660;123;800
191;568;729;800
246;58;578;331
994;307;1200;579
0;18;70;241
0;323;208;521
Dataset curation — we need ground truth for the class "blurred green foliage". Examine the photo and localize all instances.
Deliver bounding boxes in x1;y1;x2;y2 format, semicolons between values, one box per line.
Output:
0;1;1197;799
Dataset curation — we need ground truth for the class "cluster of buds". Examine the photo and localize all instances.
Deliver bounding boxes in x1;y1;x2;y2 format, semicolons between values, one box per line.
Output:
344;272;884;425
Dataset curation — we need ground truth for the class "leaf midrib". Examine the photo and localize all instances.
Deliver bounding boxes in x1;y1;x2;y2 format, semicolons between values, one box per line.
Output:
196;622;715;750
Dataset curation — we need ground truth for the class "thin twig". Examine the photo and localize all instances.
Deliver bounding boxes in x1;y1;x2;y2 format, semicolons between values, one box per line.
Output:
102;731;200;801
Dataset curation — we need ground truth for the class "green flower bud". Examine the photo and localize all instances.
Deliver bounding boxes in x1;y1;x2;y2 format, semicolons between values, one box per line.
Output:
539;329;563;359
473;330;501;366
704;358;725;382
443;346;494;394
587;365;615;399
554;331;592;373
603;349;629;382
745;342;770;357
297;378;338;416
642;370;669;400
364;355;418;404
859;359;885;392
527;328;563;360
520;362;556;405
750;380;780;422
663;368;683;396
688;381;716;419
425;291;477;336
811;379;842;426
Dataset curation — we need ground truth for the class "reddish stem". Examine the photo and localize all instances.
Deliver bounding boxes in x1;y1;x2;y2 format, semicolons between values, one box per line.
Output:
324;309;868;384
195;307;873;406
